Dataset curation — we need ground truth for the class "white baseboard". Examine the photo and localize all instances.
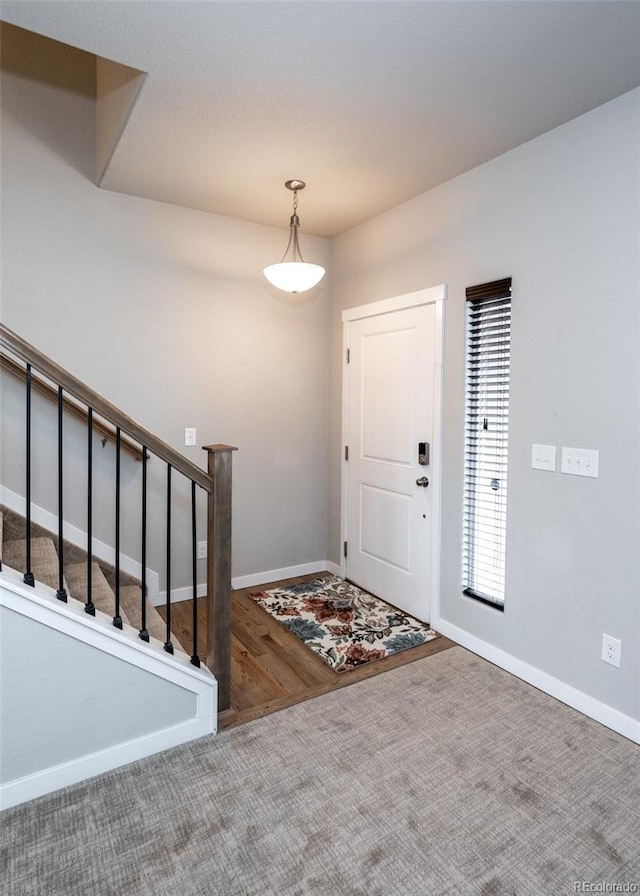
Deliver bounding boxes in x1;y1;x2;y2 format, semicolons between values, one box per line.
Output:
231;560;329;591
152;583;207;607
153;560;341;605
1;490;336;605
1;486;159;600
433;616;640;745
0;568;216;809
1;714;214;811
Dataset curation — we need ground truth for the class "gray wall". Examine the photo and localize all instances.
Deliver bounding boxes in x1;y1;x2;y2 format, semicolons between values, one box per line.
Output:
0;27;331;588
329;89;640;721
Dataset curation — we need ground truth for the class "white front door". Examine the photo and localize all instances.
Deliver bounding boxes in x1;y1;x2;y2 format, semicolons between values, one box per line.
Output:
342;288;445;622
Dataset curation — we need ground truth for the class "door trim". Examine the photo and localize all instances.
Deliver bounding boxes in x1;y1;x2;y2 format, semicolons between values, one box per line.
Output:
340;285;447;621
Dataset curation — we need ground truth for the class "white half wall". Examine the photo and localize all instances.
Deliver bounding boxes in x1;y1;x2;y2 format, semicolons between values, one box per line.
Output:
0;566;216;809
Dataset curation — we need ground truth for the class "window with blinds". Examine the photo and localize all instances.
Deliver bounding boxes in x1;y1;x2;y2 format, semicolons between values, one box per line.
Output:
462;277;512;610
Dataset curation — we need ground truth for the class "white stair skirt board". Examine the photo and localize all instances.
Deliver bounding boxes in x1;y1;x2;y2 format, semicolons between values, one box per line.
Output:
1;487;160;601
433;615;640;746
2;488;333;604
0;567;216;809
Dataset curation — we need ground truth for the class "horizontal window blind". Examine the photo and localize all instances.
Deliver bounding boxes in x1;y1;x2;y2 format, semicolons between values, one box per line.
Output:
462;278;511;609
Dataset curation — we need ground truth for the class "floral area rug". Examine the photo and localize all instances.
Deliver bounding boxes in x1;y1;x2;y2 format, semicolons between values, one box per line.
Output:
250;575;439;673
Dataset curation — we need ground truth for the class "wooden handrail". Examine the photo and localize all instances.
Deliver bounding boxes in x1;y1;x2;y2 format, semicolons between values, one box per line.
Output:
1;354;144;461
0;324;213;493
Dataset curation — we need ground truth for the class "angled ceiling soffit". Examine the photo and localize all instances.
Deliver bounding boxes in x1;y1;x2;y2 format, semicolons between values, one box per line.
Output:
96;58;146;185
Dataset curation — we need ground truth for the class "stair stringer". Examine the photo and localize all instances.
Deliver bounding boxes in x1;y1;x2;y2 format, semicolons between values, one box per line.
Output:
0;565;217;810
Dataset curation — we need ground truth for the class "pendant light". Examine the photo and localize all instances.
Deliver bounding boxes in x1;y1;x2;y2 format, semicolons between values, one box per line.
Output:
263;180;325;293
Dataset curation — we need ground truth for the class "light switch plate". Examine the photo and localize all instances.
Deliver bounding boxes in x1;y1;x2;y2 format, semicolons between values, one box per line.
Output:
184;427;197;447
532;444;556;471
561;447;599;478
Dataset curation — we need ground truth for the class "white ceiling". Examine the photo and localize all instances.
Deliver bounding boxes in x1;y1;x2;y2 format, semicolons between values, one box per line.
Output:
2;1;639;237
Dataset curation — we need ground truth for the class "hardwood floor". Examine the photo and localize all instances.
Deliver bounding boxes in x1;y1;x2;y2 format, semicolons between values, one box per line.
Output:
160;575;456;731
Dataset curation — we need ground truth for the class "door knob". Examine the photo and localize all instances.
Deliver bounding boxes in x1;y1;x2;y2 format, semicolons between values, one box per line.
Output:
416;476;429;487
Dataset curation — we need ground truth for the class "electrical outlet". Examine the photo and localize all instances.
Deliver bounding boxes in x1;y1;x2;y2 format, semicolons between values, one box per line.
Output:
197;541;207;560
601;634;621;668
184;427;197;447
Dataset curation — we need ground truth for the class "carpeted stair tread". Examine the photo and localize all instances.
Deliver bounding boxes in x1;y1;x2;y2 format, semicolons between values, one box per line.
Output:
2;507;190;659
0;505;29;544
65;561;132;628
120;585;188;655
2;536;69;594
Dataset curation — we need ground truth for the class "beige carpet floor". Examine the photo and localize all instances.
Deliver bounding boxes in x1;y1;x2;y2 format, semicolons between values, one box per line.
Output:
2;646;639;896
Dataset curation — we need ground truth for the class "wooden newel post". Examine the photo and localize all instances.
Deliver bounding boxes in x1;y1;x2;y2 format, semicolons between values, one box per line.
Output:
203;444;237;713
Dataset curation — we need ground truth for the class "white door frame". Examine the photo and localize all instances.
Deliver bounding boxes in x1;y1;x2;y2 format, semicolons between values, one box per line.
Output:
340;284;447;620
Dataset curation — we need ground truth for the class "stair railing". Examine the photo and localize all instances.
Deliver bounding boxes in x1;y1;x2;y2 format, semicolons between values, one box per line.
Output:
0;324;236;711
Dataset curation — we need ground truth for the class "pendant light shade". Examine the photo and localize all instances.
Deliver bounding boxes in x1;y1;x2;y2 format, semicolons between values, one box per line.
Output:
263;261;325;293
263;180;325;293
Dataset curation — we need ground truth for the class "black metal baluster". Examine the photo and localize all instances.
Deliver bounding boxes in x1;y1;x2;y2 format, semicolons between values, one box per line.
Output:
164;465;174;654
139;446;149;642
113;427;123;628
85;408;95;615
56;386;67;602
190;480;200;667
24;364;34;586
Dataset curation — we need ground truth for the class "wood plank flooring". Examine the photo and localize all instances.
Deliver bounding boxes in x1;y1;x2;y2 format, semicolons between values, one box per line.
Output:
161;575;456;731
